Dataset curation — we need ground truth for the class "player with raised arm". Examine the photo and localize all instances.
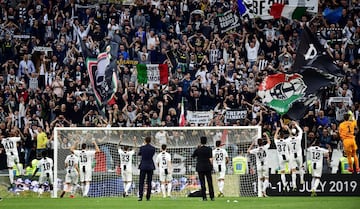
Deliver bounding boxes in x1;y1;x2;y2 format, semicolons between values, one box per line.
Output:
274;126;291;192
60;152;79;198
307;140;329;196
118;136;137;197
32;150;54;196
247;133;271;197
338;112;359;173
71;139;100;197
286;121;305;191
156;144;173;198
212;140;229;197
0;130;23;188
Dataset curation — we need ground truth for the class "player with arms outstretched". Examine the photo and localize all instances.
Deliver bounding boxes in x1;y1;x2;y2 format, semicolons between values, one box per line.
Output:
118;136;137;197
156;144;173;198
32;151;54;196
338;112;359;173
274;126;291;192
286;121;305;191
0;130;23;187
71;140;100;197
307;140;329;196
212;140;229;197
60;152;79;198
247;133;271;197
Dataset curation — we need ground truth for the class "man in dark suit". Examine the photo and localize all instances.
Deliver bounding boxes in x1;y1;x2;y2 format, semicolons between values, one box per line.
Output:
192;136;215;201
138;136;156;201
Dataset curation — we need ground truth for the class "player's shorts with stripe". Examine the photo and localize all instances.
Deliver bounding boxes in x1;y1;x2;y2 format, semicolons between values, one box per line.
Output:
65;170;79;184
257;165;269;178
121;169;133;182
6;153;19;167
39;172;53;184
79;166;92;182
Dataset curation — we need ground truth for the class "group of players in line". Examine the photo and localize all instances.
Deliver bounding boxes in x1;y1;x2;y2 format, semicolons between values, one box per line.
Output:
0;112;358;198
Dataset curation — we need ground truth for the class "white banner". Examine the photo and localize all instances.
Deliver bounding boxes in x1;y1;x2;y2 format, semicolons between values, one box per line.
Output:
246;0;318;20
186;111;214;125
146;64;161;84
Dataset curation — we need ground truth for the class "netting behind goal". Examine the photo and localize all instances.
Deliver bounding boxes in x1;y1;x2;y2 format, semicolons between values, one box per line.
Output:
53;126;262;198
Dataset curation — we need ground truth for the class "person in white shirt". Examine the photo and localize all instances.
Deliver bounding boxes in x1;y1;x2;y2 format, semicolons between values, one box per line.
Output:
32;150;54;195
155;144;172;198
247;133;271;197
60;152;79;198
307;140;329;196
274;126;291;192
245;33;260;67
286;121;305;191
155;130;169;146
212;140;229;197
118;137;137;197
0;130;23;186
71;140;100;197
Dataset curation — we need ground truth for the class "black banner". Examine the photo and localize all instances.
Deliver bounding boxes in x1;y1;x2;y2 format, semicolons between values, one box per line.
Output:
216;10;241;35
224;109;248;124
267;174;360;196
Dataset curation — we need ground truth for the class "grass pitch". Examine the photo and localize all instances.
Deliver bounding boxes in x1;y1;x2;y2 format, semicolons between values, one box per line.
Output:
0;196;359;209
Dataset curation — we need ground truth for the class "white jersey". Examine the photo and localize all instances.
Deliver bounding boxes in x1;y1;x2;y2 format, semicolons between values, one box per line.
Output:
156;151;172;171
74;150;96;171
118;149;135;171
212;147;229;172
275;138;291;162
249;144;270;169
37;157;53;174
1;137;21;155
64;154;79;173
307;146;329;177
37;157;54;184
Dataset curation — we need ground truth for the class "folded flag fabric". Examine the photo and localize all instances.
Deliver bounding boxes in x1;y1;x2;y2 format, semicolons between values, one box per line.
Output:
323;7;343;24
270;3;306;20
136;64;169;84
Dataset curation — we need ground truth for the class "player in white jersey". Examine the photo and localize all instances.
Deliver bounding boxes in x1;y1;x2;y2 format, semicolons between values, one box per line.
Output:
307;140;329;196
156;144;173;198
0;132;23;186
32;151;54;195
274;127;291;192
286;121;305;191
118;136;137;197
71;140;100;197
212;140;229;197
60;152;79;198
247;133;271;197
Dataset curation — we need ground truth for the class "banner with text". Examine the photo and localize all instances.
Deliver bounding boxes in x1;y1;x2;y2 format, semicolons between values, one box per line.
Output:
216;10;241;35
224;109;248;124
186;111;214;125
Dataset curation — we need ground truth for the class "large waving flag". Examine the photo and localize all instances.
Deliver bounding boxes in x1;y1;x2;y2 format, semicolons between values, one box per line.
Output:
241;0;317;20
258;26;343;120
81;33;121;113
136;64;169;84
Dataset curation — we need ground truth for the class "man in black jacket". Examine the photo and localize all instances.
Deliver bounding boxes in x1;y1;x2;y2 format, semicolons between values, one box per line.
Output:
192;136;215;201
138;136;156;201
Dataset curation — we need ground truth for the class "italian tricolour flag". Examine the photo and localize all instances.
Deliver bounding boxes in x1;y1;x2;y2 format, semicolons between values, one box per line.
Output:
136;64;169;85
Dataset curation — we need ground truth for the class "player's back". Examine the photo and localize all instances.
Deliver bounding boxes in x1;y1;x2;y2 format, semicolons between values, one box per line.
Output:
275;138;290;157
307;146;328;164
288;135;302;154
75;150;95;168
212;148;228;167
119;149;135;168
339;120;357;140
38;157;53;173
2;137;20;154
250;144;269;166
156;151;171;169
65;154;78;172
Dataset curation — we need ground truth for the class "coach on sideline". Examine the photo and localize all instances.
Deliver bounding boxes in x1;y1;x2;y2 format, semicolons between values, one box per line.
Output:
138;136;156;201
192;136;215;201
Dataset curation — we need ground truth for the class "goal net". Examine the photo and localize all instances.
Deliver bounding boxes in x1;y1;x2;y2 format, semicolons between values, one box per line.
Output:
53;126;262;198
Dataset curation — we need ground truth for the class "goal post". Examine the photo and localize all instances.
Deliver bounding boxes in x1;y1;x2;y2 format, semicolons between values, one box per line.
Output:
53;126;262;198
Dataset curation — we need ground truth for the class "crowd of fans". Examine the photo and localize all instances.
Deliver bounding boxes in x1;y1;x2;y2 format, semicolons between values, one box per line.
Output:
0;0;359;170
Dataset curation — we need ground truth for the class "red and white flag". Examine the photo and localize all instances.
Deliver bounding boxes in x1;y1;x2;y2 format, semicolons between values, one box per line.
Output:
179;98;186;127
